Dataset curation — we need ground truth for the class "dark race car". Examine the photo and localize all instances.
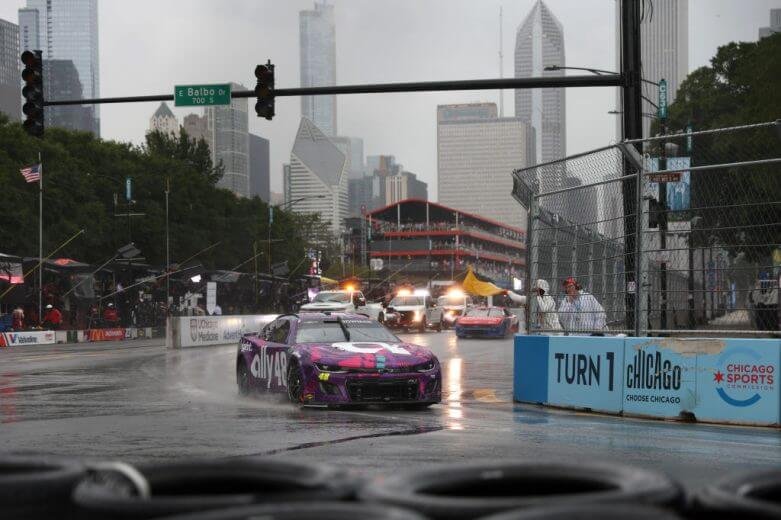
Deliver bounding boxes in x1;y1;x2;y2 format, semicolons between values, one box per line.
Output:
454;306;519;339
236;312;441;408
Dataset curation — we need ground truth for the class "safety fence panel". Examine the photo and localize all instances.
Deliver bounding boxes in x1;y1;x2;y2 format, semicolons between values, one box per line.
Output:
513;120;781;337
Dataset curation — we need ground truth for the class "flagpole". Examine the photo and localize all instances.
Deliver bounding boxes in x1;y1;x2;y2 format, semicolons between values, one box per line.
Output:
38;153;43;323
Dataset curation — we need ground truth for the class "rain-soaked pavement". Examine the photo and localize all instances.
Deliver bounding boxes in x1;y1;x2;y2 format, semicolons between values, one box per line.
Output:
1;331;779;487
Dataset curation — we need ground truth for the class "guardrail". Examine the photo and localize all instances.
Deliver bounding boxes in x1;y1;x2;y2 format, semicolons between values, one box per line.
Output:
514;334;780;426
167;314;278;349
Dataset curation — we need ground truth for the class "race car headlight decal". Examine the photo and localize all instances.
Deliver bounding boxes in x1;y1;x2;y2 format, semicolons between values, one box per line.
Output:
416;359;436;372
315;363;347;373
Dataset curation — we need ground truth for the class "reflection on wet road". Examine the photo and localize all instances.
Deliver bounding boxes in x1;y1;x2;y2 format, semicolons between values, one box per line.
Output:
1;332;779;486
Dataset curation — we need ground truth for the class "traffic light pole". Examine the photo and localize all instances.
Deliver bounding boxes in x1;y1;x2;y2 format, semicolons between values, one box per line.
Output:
43;74;622;108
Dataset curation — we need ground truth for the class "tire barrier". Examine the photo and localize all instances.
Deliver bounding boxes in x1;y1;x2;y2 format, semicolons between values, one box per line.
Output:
72;458;355;519
155;502;429;520
477;503;683;519
358;462;684;519
691;469;781;519
0;455;86;519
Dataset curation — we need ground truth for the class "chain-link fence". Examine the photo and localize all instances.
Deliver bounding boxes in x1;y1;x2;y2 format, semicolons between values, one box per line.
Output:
513;120;781;336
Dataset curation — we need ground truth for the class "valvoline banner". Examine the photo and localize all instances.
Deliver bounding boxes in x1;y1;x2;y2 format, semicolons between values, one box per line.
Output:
0;331;56;347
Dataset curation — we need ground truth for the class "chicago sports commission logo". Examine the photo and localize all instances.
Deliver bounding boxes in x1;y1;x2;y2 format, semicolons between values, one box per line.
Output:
713;347;775;407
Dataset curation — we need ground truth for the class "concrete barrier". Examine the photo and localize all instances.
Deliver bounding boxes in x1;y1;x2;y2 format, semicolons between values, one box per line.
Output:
167;315;277;349
514;335;781;427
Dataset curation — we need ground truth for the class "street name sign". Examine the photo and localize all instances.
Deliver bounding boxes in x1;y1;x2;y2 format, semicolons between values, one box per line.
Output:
174;84;231;107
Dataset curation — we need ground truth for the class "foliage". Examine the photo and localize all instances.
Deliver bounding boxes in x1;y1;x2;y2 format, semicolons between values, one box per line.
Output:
651;33;781;262
0;122;316;277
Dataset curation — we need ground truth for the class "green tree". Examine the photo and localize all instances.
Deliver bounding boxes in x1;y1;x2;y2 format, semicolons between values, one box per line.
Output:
652;33;781;262
0;120;317;279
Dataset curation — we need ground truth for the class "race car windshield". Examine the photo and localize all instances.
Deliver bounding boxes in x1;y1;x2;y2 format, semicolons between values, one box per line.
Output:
311;292;350;303
341;320;399;342
390;296;424;306
295;321;349;343
465;308;502;317
437;296;465;306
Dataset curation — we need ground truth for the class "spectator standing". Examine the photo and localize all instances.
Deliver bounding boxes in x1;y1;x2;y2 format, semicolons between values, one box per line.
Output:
12;305;25;330
558;277;606;334
42;304;63;330
103;303;120;326
532;279;562;332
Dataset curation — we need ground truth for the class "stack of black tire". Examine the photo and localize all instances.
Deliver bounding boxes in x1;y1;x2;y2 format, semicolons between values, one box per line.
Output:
1;456;779;519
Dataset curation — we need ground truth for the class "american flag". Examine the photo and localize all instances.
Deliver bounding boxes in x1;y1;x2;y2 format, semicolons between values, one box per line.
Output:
20;163;41;183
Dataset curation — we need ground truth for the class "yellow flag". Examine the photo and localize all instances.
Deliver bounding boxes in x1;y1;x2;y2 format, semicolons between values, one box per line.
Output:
462;266;505;297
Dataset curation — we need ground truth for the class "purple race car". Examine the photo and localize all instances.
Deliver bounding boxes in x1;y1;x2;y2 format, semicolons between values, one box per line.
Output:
236;312;441;408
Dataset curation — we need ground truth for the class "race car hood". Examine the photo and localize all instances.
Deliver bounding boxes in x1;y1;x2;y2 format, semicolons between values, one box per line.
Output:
300;302;351;311
457;316;503;326
301;341;434;369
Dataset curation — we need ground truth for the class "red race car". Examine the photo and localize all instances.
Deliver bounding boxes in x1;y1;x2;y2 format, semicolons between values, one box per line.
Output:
454;306;519;338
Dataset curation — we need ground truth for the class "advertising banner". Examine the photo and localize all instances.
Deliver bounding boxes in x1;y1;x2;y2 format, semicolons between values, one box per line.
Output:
546;336;625;413
623;338;698;417
175;315;277;348
514;336;624;413
0;330;56;347
88;328;127;342
695;339;780;425
515;336;780;426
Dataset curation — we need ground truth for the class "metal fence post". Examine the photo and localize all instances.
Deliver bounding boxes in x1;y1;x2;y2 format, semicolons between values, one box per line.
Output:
526;195;539;334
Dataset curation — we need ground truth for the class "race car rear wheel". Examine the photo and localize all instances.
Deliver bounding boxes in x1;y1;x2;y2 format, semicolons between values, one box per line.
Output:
287;361;304;404
236;361;251;396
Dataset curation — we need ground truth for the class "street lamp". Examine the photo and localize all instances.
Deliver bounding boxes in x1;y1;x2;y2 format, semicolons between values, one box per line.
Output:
268;195;327;271
608;110;658;119
544;65;660;86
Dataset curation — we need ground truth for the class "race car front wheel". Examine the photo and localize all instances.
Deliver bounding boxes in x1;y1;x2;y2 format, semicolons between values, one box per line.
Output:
287;361;304;404
237;361;251;396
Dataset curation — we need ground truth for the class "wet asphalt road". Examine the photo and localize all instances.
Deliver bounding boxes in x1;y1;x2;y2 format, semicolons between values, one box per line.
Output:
1;331;779;488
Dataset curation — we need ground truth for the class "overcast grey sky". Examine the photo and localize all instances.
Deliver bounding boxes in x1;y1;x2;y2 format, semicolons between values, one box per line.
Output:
2;0;778;199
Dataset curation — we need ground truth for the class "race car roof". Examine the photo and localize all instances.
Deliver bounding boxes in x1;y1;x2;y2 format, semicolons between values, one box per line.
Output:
297;312;372;322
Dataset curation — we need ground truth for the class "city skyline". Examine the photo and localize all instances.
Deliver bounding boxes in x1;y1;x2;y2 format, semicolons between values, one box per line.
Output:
300;1;337;137
0;0;777;201
515;0;566;167
18;0;100;134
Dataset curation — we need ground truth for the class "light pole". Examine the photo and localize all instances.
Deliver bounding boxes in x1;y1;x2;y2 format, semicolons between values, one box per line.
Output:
267;195;327;273
259;195;326;310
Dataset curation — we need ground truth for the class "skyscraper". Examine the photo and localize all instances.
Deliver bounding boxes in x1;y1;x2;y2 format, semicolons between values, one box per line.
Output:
515;0;565;166
148;102;178;136
0;19;20;122
182;113;208;144
615;0;688;139
44;59;93;132
437;103;533;230
759;9;781;39
300;2;336;136
19;0;100;135
285;118;348;235
249;133;270;202
205;83;249;198
330;136;365;180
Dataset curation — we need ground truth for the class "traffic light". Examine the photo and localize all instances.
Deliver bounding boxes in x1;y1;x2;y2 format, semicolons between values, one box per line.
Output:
21;50;44;137
254;60;275;120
